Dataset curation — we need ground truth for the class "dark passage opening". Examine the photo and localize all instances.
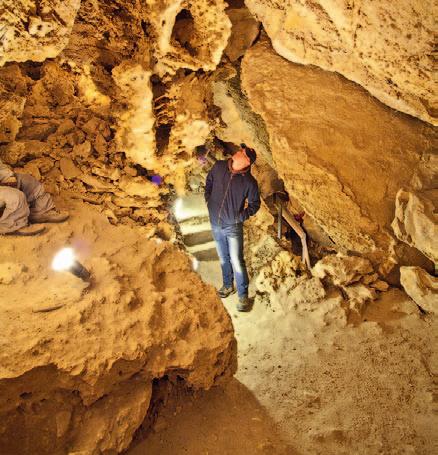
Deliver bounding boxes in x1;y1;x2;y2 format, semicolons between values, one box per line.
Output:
171;9;197;57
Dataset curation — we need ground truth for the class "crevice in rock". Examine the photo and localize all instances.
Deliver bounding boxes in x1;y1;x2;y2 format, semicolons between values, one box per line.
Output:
171;9;197;57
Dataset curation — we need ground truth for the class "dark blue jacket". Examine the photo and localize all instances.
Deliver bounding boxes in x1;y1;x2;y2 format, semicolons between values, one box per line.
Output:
205;160;261;227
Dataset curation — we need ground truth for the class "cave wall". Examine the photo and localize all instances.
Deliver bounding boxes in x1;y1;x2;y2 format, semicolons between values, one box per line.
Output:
241;38;436;274
245;0;437;126
0;0;232;232
0;1;437;451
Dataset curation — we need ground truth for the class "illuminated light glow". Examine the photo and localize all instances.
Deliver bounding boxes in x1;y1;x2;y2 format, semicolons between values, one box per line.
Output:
174;197;185;219
52;247;75;271
192;257;199;271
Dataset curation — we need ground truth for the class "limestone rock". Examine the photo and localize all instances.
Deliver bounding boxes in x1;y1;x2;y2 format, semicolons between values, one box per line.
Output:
213;76;272;166
288;277;326;306
79;174;115;193
0;82;26;143
118;176;163;202
0;202;236;454
152;0;232;75
72;141;92;158
59;158;81;180
224;8;260;61
392;189;438;263
246;0;437;125
241;40;437;267
313;254;373;287
113;61;155;168
0;262;26;285
0;0;81;66
343;283;377;314
400;266;438;315
0;142;26;166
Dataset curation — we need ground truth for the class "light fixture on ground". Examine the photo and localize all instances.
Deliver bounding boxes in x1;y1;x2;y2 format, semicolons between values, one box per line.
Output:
52;247;91;282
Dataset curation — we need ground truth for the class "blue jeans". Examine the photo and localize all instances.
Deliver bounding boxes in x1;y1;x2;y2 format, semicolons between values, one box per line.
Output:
212;223;249;298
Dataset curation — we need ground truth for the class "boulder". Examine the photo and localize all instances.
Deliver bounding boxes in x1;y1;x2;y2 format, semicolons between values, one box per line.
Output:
224;8;260;61
241;39;437;268
312;254;374;287
392;189;438;264
400;266;438;315
59;157;81;180
0;202;236;454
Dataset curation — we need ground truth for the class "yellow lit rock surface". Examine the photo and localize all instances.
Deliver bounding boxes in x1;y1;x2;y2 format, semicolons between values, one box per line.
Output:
400;266;438;315
0;0;81;66
246;0;437;125
241;39;437;270
392;189;438;264
0;201;236;454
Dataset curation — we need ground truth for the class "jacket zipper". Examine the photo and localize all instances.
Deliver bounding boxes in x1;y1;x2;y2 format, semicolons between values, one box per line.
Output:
218;172;234;225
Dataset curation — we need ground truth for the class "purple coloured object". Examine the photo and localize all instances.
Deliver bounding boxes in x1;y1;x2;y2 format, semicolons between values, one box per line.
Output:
150;174;163;185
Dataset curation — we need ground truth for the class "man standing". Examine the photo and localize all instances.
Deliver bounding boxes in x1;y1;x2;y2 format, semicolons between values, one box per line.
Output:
0;158;68;235
205;144;260;312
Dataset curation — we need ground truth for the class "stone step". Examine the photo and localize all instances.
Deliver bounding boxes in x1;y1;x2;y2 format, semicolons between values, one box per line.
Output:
186;240;216;254
179;218;210;235
184;230;214;247
191;247;218;262
187;240;218;261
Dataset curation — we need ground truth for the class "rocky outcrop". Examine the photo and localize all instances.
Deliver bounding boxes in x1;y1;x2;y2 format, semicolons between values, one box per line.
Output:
392;189;438;264
400;266;438;315
312;254;388;313
241;39;436;272
0;202;236;454
151;0;231;76
213;74;273;166
246;0;437;125
0;0;235;226
0;0;81;66
224;7;260;62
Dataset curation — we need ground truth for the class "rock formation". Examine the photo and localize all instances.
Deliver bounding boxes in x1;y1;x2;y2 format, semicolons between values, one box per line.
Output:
0;0;81;66
0;202;236;454
400;266;438;315
245;0;437;125
0;0;437;453
392;189;438;264
241;39;436;274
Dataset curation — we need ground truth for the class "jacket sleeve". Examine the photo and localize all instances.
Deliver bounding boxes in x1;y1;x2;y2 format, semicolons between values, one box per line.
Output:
205;163;215;202
239;179;261;222
0;159;14;183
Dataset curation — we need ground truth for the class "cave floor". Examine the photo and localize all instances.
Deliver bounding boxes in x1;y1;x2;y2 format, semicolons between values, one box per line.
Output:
128;196;438;455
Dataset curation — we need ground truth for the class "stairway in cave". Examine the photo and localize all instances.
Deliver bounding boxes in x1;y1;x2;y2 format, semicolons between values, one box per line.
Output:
175;194;218;262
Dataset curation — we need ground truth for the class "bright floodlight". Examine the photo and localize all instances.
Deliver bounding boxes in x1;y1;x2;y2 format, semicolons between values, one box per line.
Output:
52;247;75;271
52;247;91;282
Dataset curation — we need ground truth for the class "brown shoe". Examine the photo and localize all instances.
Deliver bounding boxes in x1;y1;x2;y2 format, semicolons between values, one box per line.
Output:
8;225;46;236
30;209;69;224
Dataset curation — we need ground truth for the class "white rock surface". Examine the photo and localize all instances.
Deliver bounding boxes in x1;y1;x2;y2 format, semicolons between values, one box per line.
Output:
400;266;438;315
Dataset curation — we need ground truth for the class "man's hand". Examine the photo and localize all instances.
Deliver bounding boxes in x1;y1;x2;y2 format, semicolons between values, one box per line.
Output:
1;175;17;187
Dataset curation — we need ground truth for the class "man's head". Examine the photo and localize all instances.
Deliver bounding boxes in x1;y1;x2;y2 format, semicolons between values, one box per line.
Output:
231;144;257;171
